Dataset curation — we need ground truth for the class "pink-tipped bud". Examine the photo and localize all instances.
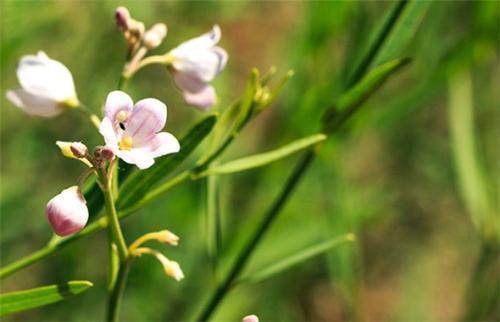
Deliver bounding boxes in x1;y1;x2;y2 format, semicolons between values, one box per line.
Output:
242;315;259;322
69;142;88;158
144;23;167;49
46;186;89;236
115;6;131;31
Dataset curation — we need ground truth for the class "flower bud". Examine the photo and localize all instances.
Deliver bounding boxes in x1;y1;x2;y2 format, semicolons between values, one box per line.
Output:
144;23;167;49
164;260;184;281
70;142;88;158
157;230;179;245
242;315;259;322
94;146;115;162
46;186;89;236
115;6;131;31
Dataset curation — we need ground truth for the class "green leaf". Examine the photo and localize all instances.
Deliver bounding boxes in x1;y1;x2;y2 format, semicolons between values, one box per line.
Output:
0;281;93;316
322;57;411;133
237;234;355;285
117;114;217;210
372;0;430;67
346;1;408;87
201;134;327;176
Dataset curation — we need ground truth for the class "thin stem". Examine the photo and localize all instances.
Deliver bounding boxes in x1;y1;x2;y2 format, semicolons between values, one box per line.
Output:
98;169;128;262
106;260;131;322
122;54;169;80
195;151;315;321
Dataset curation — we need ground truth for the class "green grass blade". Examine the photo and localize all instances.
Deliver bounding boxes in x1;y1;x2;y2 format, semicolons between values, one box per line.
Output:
0;281;93;316
447;69;496;240
372;0;430;67
237;234;355;285
346;0;408;88
116;114;217;210
201;134;326;176
323;57;411;133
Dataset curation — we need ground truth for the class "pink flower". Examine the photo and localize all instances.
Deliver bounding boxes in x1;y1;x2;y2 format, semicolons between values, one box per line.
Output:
168;25;228;111
46;186;89;236
99;91;180;169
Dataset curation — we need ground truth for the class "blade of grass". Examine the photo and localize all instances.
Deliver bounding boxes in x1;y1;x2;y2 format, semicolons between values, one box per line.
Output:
237;234;355;285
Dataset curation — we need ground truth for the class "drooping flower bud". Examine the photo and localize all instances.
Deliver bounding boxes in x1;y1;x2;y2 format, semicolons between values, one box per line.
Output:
164;260;184;281
46;186;89;236
115;6;131;31
144;23;167;49
242;315;259;322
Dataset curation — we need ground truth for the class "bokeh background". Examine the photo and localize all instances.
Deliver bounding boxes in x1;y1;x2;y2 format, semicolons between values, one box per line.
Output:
1;1;498;321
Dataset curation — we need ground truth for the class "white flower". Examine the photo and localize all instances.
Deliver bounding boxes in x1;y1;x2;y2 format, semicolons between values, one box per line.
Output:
46;186;89;236
168;25;228;110
99;91;180;169
6;51;78;117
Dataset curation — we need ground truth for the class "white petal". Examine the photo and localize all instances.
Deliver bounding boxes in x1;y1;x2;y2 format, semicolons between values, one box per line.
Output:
148;132;180;158
17;52;76;101
172;25;221;53
183;85;216;111
125;98;167;144
104;90;134;123
99;117;119;153
171;47;227;82
6;89;63;117
116;149;155;169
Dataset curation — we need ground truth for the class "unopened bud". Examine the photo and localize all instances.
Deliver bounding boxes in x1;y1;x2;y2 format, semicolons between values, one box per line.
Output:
94;146;115;162
46;186;89;236
70;142;88;158
115;6;131;31
164;260;184;281
144;23;167;49
159;230;179;246
242;315;259;322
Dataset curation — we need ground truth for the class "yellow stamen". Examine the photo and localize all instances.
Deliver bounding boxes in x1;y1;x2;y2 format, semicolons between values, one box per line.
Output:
118;136;133;150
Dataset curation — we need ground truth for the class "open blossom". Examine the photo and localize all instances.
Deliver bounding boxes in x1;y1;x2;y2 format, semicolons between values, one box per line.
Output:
6;51;78;117
167;25;228;110
46;186;89;236
99;91;180;169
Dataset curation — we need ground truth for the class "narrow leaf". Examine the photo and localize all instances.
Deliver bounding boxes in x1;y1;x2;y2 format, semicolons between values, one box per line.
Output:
323;57;410;132
372;0;430;67
0;281;93;316
202;134;326;176
238;234;355;285
117;114;217;210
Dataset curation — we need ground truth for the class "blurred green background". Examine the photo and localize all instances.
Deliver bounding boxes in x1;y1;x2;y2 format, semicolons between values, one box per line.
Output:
1;1;498;321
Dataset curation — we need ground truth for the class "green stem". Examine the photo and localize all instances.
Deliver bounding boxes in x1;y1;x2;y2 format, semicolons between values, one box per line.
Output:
98;170;128;262
195;150;315;321
106;260;131;322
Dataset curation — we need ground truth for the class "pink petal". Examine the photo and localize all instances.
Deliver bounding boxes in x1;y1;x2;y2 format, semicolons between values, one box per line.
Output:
125;98;167;144
105;90;133;123
99;117;119;152
116;149;155;169
173;72;206;94
148;132;181;158
212;47;228;75
183;85;216;111
6;89;63;117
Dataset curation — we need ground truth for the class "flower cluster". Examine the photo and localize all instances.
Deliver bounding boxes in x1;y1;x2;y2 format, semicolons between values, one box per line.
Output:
5;8;230;240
